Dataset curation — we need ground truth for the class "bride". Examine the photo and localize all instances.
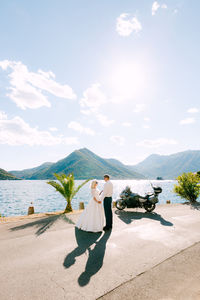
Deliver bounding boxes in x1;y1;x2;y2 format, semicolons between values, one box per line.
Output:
76;180;105;232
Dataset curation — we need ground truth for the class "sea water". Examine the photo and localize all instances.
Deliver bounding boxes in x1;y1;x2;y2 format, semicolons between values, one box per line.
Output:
0;180;182;217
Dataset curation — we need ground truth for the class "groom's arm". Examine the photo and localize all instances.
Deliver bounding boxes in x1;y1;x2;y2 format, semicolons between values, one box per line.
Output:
100;183;108;201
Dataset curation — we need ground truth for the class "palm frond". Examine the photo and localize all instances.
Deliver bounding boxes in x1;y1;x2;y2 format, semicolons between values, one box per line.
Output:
53;173;65;184
72;178;91;199
63;173;75;201
47;180;65;197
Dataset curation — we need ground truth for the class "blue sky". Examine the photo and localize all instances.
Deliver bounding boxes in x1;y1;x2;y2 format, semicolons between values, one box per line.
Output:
0;0;200;170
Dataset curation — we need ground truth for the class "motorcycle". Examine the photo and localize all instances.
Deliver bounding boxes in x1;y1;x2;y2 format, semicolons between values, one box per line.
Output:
116;185;162;212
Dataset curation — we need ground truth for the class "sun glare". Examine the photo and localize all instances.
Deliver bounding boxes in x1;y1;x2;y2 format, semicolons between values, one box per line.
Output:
109;62;147;101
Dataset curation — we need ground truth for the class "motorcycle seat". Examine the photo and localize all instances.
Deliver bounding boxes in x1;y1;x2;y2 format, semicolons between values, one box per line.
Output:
139;195;148;200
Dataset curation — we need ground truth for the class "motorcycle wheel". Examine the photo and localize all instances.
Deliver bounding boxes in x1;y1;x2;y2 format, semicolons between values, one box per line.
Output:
116;199;126;210
144;203;156;212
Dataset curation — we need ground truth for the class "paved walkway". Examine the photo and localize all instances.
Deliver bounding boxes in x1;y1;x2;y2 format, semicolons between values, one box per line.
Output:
0;204;200;300
100;242;200;300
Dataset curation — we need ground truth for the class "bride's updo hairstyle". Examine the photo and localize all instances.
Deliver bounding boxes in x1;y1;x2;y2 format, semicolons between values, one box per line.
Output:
91;180;98;189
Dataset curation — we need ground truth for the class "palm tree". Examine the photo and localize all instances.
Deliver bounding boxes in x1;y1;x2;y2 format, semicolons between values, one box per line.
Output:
47;173;90;213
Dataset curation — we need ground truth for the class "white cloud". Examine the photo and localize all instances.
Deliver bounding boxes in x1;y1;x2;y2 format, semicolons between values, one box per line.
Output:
152;1;167;16
144;117;150;122
116;14;142;37
122;122;132;127
0;60;76;110
0;60;11;70
162;4;167;9
137;138;177;148
80;84;114;127
133;104;146;113
110;135;125;146
143;125;150;129
0;111;7;120
180;118;195;125
80;83;106;112
49;127;58;132
68;121;95;135
143;117;150;128
96;114;114;127
80;109;91;116
152;1;160;15
187;107;199;113
0;113;78;146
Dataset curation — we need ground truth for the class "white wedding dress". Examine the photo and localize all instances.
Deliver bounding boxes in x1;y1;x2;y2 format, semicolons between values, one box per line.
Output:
76;188;105;232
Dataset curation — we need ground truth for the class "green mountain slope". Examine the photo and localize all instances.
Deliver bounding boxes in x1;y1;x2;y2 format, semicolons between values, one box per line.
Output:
132;150;200;179
0;168;20;180
11;162;53;179
10;148;145;180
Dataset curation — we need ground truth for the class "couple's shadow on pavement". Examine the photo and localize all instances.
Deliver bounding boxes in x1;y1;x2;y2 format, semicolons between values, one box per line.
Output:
63;227;111;287
115;210;173;227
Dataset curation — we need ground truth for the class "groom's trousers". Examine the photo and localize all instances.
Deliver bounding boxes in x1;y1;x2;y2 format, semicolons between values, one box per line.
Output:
103;197;113;228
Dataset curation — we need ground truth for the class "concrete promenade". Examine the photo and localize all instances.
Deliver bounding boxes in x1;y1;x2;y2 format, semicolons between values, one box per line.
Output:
100;241;200;300
0;204;200;300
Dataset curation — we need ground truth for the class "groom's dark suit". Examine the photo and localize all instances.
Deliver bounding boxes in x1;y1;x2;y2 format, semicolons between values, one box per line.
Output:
101;180;113;229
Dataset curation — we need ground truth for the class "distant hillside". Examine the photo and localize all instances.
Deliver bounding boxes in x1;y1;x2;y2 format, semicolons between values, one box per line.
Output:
11;162;53;179
0;168;20;180
10;148;145;180
9;149;200;180
132;150;200;179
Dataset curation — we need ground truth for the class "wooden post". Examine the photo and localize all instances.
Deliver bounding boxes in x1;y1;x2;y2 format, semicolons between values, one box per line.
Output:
79;202;85;210
28;203;34;215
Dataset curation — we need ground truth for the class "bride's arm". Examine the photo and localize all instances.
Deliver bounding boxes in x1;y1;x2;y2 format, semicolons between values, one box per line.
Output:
93;196;101;204
91;189;101;203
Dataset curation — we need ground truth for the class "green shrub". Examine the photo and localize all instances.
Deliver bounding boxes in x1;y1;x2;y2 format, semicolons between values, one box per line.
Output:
174;172;200;203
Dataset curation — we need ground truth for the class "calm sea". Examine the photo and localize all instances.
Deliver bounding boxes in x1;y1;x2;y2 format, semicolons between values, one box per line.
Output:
0;180;183;217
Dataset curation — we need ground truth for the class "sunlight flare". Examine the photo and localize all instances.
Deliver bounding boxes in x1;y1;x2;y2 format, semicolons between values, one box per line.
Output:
108;61;147;101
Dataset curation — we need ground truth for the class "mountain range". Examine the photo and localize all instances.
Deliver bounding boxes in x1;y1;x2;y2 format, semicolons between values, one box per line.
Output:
10;148;145;180
131;150;200;179
3;148;200;180
0;168;20;180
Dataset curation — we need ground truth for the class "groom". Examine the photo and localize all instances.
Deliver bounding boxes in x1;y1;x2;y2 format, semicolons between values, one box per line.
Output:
100;174;113;231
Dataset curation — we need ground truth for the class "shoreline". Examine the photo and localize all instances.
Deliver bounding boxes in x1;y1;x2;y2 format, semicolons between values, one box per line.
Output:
0;209;82;224
0;203;182;224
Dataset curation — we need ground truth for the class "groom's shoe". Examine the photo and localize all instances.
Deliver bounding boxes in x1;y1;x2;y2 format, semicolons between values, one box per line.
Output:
103;226;112;231
103;226;109;231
